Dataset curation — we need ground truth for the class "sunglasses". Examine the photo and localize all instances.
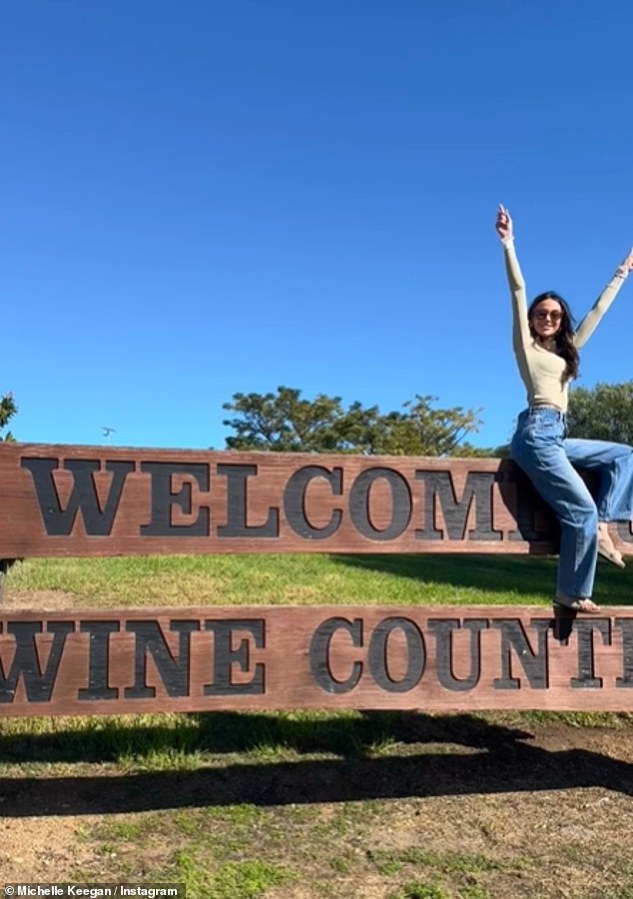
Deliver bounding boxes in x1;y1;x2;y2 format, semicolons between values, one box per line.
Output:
533;310;563;321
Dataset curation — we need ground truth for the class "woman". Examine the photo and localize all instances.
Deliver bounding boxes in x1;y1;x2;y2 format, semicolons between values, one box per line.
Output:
496;204;633;613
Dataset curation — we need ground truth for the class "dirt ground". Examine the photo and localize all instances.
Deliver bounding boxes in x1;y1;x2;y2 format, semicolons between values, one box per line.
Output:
3;719;633;895
3;590;633;897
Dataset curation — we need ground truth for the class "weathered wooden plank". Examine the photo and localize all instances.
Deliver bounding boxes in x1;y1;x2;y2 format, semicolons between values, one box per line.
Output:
3;442;629;558
2;605;633;717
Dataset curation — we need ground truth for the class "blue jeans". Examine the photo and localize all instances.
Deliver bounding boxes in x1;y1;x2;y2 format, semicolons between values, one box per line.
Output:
511;407;633;598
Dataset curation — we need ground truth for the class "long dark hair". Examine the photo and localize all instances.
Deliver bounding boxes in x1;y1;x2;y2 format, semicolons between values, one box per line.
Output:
528;291;579;383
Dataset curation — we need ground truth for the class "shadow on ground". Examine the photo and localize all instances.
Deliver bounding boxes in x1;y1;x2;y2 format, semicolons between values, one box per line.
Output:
332;554;633;605
2;711;633;816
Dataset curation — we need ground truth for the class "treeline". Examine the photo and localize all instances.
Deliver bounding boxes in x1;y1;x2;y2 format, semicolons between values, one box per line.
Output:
223;387;496;456
4;380;632;455
222;382;633;456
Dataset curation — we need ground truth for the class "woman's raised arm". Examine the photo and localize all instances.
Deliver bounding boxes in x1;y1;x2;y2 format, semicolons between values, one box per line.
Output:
496;204;530;352
575;246;633;348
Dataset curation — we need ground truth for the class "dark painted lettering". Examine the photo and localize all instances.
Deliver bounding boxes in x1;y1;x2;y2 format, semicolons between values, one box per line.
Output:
613;618;633;688
349;468;411;541
140;462;210;536
21;458;134;536
368;617;425;693
501;465;557;543
415;471;503;542
0;620;74;702
615;618;633;687
216;464;279;538
203;619;265;695
428;618;489;691
492;619;549;690
284;466;343;539
309;617;363;693
570;619;611;689
78;620;121;701
124;620;201;698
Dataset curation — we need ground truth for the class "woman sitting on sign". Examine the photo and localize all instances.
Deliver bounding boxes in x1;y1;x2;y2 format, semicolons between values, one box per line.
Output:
496;204;633;614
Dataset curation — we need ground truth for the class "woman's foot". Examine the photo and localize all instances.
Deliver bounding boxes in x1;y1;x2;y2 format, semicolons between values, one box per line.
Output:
554;592;600;613
598;524;626;568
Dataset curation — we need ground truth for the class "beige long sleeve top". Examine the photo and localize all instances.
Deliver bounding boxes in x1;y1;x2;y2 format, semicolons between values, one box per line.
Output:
503;238;627;412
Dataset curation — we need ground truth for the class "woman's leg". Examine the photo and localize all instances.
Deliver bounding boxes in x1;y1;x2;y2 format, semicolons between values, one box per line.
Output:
512;413;599;601
563;438;633;521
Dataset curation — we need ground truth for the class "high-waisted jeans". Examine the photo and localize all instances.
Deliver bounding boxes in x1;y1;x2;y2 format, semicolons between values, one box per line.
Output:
511;407;633;598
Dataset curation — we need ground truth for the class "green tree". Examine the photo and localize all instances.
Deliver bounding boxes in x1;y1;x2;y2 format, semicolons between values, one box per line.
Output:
222;386;482;456
567;381;633;443
0;391;18;597
222;387;349;452
0;392;17;442
373;396;481;456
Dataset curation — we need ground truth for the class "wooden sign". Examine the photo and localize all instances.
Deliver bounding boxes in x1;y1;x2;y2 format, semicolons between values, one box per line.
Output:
2;605;633;717
2;442;629;558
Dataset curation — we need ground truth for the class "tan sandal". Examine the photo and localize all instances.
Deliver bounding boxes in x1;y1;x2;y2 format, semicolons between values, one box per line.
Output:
598;540;626;569
554;594;600;614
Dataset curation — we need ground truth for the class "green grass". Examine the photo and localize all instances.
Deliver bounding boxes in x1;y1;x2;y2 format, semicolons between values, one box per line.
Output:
174;851;296;899
7;550;633;607
86;798;525;899
387;884;450;899
369;848;520;875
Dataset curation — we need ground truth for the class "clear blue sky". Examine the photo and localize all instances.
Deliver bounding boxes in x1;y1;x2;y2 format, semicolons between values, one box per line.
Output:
3;0;633;451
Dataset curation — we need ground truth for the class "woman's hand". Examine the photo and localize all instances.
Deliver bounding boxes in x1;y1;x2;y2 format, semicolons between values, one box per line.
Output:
495;204;513;242
617;247;633;277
